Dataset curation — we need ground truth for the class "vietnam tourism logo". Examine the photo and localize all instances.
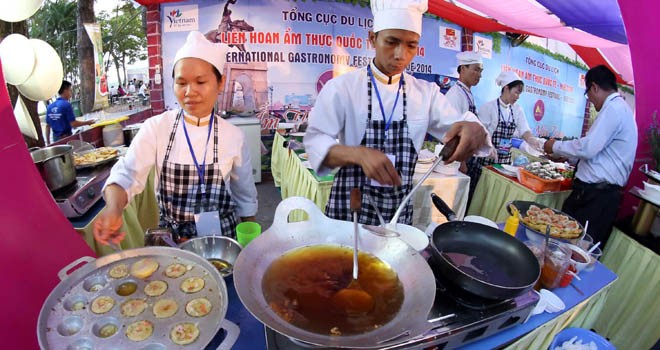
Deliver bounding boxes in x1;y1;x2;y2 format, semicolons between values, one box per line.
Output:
164;5;198;32
533;100;545;121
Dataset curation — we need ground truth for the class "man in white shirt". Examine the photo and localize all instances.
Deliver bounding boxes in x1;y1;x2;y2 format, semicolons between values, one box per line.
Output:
304;0;491;225
445;51;483;116
544;65;637;246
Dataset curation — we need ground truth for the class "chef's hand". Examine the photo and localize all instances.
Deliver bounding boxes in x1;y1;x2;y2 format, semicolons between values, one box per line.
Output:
543;138;557;154
93;207;126;246
529;137;546;152
357;147;402;186
442;121;488;163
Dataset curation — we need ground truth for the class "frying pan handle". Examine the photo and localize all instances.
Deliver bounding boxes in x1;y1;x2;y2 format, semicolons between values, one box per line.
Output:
216;319;240;350
431;193;458;222
272;196;326;227
57;256;96;281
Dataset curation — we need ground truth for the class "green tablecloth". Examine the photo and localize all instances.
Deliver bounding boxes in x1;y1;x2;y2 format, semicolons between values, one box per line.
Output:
468;166;572;222
271;133;334;221
76;170;159;256
593;228;660;349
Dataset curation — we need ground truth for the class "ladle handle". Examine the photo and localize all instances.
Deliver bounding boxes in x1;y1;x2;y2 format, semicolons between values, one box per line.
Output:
351;188;361;281
431;193;458;222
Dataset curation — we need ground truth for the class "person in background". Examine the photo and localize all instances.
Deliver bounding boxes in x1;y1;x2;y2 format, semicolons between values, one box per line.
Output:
45;81;94;143
138;81;148;98
117;85;126;97
304;0;492;225
444;51;484;189
93;31;258;245
544;65;637;247
109;85;119;104
445;51;483;116
128;81;136;95
466;71;544;197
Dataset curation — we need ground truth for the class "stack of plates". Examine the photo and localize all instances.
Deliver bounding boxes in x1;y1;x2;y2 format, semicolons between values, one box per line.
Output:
416;149;436;173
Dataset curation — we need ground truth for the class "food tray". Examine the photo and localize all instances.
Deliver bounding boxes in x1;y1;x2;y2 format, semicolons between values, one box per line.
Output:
38;247;228;350
74;148;119;170
519;169;561;193
506;200;583;244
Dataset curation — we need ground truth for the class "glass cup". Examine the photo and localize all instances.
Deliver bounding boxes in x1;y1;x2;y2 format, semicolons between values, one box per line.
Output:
584;245;603;272
236;222;262;247
540;241;572;289
144;227;174;247
577;233;594;250
524;240;545;291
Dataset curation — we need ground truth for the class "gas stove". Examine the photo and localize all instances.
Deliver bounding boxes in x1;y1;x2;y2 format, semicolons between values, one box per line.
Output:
265;252;539;349
50;164;113;218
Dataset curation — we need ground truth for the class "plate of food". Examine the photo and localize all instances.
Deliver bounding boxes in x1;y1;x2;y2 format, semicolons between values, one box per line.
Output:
507;200;583;243
74;147;119;169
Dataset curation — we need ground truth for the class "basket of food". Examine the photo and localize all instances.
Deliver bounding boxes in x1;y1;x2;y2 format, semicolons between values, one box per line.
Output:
507;201;583;244
519;162;563;192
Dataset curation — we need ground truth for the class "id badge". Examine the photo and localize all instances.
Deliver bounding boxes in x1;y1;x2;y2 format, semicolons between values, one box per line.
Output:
370;154;396;187
497;138;512;154
194;211;222;236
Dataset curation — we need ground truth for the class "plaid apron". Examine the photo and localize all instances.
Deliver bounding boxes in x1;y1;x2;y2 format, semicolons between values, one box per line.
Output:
157;110;238;240
325;67;418;225
467;101;517;197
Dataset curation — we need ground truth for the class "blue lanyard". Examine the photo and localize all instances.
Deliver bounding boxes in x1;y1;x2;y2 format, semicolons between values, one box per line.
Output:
497;101;514;125
181;109;214;194
458;82;476;110
368;65;402;132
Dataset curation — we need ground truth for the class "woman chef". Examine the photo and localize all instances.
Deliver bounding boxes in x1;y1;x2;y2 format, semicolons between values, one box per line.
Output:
94;31;258;245
466;71;544;186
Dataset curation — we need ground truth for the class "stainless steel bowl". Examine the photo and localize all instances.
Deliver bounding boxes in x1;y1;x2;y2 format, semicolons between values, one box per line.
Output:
179;236;243;277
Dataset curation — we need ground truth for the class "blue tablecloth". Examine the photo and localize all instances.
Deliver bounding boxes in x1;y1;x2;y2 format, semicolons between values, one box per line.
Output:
221;226;617;349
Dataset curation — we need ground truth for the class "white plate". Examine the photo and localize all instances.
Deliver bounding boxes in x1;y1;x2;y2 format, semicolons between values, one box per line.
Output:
300;160;313;169
290;132;306;137
298;153;308;160
386;223;429;251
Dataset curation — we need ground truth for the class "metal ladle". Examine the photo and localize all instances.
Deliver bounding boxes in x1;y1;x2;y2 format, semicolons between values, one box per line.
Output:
361;138;460;238
332;188;375;315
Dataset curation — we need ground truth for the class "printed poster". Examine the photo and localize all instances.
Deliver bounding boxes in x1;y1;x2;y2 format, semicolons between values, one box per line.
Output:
83;23;109;110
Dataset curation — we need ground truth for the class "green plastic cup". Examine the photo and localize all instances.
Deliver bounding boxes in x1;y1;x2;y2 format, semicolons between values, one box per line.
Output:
236;222;262;247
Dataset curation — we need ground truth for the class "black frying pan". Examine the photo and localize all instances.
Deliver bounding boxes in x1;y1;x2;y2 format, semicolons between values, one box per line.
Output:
430;193;540;300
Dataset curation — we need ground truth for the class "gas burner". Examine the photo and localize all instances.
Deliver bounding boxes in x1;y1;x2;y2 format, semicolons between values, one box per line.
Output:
429;255;512;311
52;164;113;218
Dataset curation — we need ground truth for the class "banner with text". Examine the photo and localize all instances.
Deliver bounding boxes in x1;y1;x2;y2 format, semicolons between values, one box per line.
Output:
161;0;587;137
84;23;109;111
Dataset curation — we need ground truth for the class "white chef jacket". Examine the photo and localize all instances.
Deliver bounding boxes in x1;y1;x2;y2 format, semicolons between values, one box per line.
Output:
478;98;531;138
445;81;477;115
105;110;258;217
553;93;637;186
304;63;492;176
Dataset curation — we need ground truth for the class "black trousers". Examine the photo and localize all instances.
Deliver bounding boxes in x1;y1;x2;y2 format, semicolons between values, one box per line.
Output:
561;179;622;247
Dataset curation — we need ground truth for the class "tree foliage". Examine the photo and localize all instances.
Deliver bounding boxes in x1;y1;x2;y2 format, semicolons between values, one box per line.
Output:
28;0;79;83
98;1;147;87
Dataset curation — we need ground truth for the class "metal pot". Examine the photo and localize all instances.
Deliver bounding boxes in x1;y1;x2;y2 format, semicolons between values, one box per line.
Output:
122;123;142;146
31;145;76;192
234;197;436;349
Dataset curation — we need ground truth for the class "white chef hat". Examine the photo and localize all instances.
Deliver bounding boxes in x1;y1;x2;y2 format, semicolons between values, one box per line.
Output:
456;51;483;66
371;0;428;36
496;71;522;87
174;31;227;75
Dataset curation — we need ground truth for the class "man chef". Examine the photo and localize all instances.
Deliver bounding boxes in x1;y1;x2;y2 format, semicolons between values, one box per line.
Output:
304;0;493;225
445;51;483;116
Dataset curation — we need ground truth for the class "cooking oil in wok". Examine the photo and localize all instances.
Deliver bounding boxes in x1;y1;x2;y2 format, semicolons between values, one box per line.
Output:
262;245;404;335
208;258;233;276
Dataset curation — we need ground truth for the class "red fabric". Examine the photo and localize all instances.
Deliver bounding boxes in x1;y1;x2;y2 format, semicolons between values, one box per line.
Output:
428;1;523;33
0;61;96;346
570;45;629;85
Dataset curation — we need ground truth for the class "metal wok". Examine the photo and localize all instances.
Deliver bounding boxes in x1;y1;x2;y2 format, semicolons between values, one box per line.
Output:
233;197;436;349
430;194;540;300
